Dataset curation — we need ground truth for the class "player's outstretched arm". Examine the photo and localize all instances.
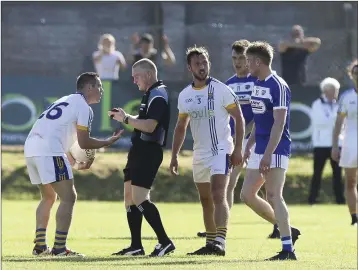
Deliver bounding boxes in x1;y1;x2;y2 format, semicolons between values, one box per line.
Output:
77;128;124;149
170;114;190;175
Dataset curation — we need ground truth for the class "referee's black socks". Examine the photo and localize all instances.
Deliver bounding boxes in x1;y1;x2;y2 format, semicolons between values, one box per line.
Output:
126;205;143;249
137;200;170;245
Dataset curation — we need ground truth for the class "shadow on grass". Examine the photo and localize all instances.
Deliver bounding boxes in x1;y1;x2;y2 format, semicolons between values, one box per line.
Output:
230;221;267;225
92;236;197;240
3;256;265;265
92;236;253;240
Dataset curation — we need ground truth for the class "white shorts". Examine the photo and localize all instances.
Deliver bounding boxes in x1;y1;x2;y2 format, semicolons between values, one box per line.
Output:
247;153;289;171
25;155;73;185
340;144;358;168
193;153;231;183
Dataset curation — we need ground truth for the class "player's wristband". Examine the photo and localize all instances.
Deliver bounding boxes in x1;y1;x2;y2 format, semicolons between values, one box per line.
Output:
124;115;129;124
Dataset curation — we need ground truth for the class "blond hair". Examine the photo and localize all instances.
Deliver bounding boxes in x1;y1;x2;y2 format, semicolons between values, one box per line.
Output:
98;34;116;52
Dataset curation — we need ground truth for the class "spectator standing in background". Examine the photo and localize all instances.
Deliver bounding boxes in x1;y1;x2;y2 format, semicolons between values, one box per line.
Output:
308;77;345;205
92;34;127;80
128;33;176;66
278;25;321;86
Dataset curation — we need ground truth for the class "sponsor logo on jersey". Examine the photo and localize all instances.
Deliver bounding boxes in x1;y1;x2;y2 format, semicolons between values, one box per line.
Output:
252;86;271;100
188;107;215;119
228;82;254;94
237;94;251;103
250;99;267;114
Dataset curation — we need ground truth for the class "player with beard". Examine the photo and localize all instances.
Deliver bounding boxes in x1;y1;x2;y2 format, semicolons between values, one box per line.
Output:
170;46;245;256
196;40;280;240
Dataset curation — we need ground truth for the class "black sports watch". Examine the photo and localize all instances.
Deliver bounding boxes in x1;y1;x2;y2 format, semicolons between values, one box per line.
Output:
124;115;129;124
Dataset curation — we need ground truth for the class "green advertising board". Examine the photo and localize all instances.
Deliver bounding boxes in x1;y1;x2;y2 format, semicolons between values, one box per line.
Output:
1;76;349;152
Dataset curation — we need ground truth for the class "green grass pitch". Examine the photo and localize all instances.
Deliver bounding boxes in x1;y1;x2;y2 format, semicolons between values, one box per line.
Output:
2;200;357;269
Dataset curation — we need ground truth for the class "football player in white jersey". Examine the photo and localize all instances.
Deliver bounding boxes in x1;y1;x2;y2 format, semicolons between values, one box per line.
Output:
170;46;245;256
332;60;358;226
24;72;123;257
195;40;280;240
241;42;301;260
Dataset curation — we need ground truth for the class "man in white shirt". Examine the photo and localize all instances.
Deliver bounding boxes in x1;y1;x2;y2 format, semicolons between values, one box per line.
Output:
92;34;127;80
25;72;123;256
332;61;358;226
170;46;245;256
308;77;345;205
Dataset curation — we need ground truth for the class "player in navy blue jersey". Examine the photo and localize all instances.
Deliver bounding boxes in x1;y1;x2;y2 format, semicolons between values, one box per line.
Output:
240;41;301;261
226;40;256;208
227;40;281;240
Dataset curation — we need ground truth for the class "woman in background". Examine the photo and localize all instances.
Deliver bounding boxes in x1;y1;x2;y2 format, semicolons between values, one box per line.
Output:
92;34;127;80
308;77;345;205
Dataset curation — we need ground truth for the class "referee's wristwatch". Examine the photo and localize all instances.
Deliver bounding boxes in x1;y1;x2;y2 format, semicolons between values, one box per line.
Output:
123;115;129;124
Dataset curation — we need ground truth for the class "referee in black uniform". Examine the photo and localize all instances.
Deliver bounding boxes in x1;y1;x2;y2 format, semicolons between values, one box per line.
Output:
108;58;175;257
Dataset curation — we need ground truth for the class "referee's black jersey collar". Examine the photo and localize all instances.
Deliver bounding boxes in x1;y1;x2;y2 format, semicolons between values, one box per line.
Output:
146;80;164;93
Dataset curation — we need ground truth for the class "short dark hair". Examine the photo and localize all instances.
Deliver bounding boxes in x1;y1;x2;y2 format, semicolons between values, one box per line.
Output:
76;72;99;91
231;39;250;54
347;59;358;79
186;45;209;65
246;41;274;66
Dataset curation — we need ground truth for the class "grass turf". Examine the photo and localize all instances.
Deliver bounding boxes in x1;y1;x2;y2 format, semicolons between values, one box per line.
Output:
2;200;357;269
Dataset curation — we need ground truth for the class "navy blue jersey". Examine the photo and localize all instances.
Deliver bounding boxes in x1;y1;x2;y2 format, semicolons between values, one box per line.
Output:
226;74;256;136
250;73;291;156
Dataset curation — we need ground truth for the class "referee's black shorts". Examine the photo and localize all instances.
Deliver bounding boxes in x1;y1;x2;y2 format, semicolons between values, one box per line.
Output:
123;140;163;189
